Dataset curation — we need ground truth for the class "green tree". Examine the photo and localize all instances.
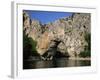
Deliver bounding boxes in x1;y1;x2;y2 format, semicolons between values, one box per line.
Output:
23;30;38;59
79;33;91;57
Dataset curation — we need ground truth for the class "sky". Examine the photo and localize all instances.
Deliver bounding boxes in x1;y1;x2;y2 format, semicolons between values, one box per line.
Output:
24;10;73;24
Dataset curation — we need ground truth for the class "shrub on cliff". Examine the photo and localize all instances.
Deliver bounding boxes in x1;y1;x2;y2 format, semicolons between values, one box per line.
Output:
79;33;91;58
23;30;38;59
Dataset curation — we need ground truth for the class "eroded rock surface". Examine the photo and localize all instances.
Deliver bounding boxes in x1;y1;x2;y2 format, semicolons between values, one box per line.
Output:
23;12;91;60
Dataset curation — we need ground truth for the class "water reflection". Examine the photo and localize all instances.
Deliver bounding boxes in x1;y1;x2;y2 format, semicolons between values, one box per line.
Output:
23;58;91;69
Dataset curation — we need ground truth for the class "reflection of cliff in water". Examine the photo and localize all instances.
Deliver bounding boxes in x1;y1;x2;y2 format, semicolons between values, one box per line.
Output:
23;58;91;69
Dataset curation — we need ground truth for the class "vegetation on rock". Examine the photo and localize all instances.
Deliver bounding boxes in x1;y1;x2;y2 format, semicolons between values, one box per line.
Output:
79;33;91;57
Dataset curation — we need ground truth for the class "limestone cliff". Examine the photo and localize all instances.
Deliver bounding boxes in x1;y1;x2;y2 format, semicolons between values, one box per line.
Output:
23;12;91;59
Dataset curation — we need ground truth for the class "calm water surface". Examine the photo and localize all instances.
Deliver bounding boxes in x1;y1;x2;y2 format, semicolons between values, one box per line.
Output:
23;58;91;69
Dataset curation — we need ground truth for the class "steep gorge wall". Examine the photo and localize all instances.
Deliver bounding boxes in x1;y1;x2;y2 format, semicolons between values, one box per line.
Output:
23;12;91;58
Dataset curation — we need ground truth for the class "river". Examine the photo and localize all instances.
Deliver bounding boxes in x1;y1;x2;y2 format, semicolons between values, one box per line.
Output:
23;58;91;69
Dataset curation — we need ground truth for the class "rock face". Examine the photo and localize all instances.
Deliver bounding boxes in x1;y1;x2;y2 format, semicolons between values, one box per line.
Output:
23;12;91;59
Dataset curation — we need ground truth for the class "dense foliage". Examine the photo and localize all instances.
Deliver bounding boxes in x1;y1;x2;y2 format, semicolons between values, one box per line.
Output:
23;30;38;59
79;33;91;57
